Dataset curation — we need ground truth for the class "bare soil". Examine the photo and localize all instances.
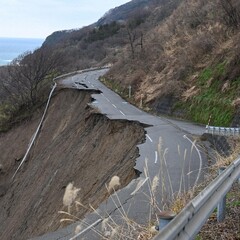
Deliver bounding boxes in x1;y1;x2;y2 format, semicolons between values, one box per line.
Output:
0;88;145;240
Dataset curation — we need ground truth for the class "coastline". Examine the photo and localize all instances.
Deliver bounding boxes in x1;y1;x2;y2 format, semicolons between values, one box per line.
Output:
0;37;44;66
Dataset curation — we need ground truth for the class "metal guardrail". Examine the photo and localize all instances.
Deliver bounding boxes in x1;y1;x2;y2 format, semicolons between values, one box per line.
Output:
12;67;109;180
206;125;240;136
54;66;110;81
152;156;240;240
12;83;57;180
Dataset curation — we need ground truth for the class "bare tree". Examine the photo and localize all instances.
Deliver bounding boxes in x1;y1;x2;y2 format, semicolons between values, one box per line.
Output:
0;47;64;112
13;48;63;105
126;27;137;59
126;24;145;59
125;8;148;59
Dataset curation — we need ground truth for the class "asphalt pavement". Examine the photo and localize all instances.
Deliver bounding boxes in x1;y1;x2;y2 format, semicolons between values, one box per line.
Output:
31;69;207;240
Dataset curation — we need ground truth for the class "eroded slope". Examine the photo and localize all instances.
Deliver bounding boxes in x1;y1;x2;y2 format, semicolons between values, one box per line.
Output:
0;88;145;240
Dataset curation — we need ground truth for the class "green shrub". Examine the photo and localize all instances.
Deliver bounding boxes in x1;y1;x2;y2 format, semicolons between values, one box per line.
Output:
180;63;237;126
198;68;213;86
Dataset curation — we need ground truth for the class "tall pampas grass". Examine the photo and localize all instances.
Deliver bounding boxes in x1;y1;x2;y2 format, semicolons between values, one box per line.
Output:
108;176;120;192
63;182;81;213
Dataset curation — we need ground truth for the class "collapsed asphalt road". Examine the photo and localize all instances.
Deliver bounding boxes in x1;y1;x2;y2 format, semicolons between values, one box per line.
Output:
31;69;207;240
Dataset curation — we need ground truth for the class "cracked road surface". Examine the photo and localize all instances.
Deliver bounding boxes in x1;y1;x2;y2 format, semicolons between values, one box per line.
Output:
31;69;207;240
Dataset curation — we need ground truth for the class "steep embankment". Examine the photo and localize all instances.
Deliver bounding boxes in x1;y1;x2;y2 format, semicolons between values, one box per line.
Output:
0;89;145;240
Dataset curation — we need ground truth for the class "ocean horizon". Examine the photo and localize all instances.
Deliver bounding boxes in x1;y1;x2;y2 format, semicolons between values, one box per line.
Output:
0;37;44;66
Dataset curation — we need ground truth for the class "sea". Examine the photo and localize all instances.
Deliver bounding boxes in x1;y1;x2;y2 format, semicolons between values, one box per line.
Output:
0;37;45;66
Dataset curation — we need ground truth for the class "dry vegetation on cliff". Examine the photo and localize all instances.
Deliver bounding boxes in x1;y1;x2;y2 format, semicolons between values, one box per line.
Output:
106;0;240;126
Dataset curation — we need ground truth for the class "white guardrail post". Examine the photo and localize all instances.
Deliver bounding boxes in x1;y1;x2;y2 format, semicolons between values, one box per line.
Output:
152;156;240;240
53;66;110;82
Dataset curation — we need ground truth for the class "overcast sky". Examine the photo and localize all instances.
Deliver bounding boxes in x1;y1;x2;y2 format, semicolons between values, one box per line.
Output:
0;0;130;39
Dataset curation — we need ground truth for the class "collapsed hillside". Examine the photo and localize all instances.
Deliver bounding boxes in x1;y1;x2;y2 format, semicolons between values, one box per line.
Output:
0;88;145;240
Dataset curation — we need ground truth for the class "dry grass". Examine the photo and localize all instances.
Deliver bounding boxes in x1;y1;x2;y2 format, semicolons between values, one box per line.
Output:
106;0;240;122
108;176;120;193
213;140;240;169
63;182;81;213
59;175;159;240
232;98;240;108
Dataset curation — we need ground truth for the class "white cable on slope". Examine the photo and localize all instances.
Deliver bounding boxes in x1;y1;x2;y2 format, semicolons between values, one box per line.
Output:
12;83;57;180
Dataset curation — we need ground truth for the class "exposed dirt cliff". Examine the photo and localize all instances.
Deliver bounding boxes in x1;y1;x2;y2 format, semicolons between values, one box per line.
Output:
0;88;145;240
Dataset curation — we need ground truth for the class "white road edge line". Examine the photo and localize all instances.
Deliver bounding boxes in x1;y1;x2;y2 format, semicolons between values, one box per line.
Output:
100;93;111;102
146;134;153;142
119;110;125;116
154;151;158;164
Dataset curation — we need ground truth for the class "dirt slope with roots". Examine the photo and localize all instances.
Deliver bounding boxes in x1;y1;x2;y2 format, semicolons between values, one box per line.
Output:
0;88;145;240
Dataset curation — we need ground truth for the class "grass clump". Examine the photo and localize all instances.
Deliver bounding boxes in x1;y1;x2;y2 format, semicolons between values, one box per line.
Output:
181;62;239;126
198;67;213;87
63;183;81;213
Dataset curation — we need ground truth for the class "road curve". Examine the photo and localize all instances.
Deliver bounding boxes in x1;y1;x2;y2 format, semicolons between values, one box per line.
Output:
31;69;207;240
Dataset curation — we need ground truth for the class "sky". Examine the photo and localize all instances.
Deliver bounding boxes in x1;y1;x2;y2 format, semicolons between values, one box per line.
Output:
0;0;130;39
